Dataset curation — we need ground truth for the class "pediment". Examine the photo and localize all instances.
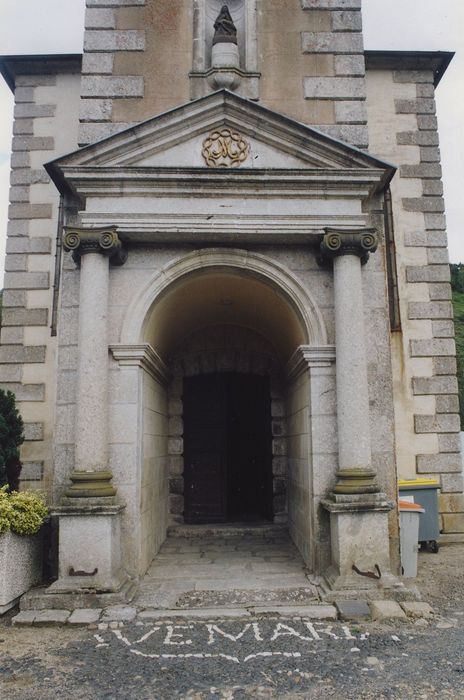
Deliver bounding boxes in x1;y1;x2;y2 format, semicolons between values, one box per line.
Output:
46;90;395;187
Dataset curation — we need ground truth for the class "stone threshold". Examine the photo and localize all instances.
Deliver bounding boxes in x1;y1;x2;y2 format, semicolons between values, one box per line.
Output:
11;600;435;627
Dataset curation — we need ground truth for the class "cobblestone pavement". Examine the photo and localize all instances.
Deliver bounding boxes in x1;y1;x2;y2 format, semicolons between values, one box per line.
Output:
2;611;464;699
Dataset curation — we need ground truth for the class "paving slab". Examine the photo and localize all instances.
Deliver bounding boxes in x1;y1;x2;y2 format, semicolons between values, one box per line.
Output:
138;608;252;620
335;600;371;621
101;605;137;622
369;600;407;621
33;609;71;626
12;610;37;626
400;601;435;619
68;609;102;626
251;604;337;619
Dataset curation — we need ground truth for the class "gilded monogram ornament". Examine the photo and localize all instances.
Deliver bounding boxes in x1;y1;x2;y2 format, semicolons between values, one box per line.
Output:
202;128;249;168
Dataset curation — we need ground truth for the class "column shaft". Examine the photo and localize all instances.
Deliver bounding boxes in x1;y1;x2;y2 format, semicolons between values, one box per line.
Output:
333;254;371;471
75;252;110;472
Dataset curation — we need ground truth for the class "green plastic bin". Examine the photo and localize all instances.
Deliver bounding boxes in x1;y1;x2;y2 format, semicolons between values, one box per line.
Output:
398;478;440;552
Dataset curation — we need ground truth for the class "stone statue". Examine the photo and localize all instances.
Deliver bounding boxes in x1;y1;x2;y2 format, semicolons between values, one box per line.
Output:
213;4;237;45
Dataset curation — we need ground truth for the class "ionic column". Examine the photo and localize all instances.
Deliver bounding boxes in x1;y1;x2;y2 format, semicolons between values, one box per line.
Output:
63;227;127;498
319;228;379;495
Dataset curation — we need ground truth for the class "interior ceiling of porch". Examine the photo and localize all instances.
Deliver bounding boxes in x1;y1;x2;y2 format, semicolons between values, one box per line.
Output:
142;269;308;364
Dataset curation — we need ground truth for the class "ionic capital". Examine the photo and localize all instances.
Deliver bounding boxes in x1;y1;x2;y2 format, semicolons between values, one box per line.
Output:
63;227;127;266
318;228;378;266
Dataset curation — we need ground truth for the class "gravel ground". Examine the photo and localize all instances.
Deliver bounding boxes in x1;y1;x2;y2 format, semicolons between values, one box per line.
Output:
0;543;463;700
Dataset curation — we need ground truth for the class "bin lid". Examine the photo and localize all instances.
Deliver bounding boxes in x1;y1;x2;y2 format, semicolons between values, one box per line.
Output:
398;478;440;488
398;499;425;513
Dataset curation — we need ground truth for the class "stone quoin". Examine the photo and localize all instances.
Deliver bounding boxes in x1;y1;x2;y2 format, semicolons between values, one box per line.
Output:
0;0;461;608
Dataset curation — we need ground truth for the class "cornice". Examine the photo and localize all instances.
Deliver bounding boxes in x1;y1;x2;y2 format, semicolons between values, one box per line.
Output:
110;343;170;385
286;344;336;382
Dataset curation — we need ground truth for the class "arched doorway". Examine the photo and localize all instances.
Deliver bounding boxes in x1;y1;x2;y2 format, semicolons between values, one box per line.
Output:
115;249;330;572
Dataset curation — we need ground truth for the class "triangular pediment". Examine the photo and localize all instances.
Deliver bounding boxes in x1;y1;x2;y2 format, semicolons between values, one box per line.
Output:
46;90;395;187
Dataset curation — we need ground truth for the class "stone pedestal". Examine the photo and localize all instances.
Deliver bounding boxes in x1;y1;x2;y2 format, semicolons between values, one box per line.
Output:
322;494;394;592
48;502;126;594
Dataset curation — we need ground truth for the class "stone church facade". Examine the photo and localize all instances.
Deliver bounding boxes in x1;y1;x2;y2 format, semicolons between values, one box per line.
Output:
0;0;462;600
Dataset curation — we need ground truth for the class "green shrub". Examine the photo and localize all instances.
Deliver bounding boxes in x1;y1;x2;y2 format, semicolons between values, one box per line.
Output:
0;487;48;535
0;389;24;489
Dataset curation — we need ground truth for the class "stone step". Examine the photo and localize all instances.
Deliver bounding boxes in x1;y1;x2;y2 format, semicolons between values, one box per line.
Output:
167;523;288;539
20;579;137;611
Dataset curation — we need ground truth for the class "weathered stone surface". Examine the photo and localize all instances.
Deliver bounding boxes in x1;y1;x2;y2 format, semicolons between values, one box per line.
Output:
13;119;34;136
423;180;444;197
395;99;436;114
335;599;370;620
435;393;459;413
415;414;460;434
80;98;113;121
101;606;137;622
0;365;22;383
400;163;442;179
15;75;56;87
408;302;452;320
410;339;455;357
429;284;452;301
2;308;48;326
439;493;464;513
0;345;46;363
6;237;52;254
403;230;447;247
20;462;44;480
85;7;116;28
417;115;438;130
438;434;461;453
442;513;464;533
12;136;55;152
68;609;103;625
12;611;37;626
10;168;50;185
14;87;35;103
332;10;362;31
82;53;114;74
420;146;441;163
334;54;365;77
24;423;44;441
412;376;458;396
14;103;56;119
369;600;407;621
302;0;361;9
34;610;71;626
8;203;53;220
84;30;145;52
0;383;45;402
3;272;49;289
253;605;337;619
316;124;368;147
304;76;365;99
400;602;434;619
81;76;144;98
432;321;455;339
417;453;461;473
302;32;363;54
441;473;464;493
397;130;439;146
406;264;449;283
393;70;434;84
334;100;366;122
86;0;145;5
403;198;445;213
5;254;28;272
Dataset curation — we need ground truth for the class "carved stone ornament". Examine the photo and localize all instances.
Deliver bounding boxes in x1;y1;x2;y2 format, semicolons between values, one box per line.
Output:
202;128;249;168
63;226;128;266
213;4;237;45
318;228;378;266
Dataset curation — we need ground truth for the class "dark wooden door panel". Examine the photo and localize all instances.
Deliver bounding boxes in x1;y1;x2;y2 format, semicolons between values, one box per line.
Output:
183;373;273;523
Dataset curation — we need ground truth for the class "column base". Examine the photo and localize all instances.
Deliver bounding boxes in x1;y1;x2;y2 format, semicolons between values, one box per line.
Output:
50;500;127;595
65;470;117;498
320;493;413;596
333;468;380;495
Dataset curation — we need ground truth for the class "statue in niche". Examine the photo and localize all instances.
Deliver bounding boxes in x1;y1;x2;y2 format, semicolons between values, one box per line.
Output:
213;4;237;45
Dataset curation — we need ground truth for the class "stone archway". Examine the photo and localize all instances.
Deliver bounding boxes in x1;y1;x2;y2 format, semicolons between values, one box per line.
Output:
112;248;332;573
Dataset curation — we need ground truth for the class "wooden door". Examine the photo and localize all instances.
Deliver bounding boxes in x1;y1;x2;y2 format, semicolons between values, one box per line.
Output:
183;373;273;523
183;374;228;523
